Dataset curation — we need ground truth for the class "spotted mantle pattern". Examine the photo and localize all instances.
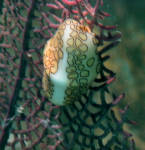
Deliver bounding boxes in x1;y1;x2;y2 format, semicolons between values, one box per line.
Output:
43;19;100;105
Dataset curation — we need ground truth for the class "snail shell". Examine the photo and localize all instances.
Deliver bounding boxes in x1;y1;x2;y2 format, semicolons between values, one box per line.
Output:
43;19;100;105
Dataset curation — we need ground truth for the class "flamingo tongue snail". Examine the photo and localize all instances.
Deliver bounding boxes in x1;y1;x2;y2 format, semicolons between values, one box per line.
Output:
43;19;101;105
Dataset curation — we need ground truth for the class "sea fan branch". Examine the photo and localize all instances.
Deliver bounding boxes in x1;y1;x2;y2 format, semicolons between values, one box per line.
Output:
0;0;35;149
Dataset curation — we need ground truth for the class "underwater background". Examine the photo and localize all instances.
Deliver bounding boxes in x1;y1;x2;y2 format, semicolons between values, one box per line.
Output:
105;0;145;149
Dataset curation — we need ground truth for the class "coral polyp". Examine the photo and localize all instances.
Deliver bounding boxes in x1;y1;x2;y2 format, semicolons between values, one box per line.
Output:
43;19;101;105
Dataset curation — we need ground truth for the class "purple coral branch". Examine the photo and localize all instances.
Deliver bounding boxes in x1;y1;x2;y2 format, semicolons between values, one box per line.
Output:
0;0;35;149
49;0;116;31
62;0;83;6
47;3;60;10
90;76;115;91
112;93;125;105
42;12;59;29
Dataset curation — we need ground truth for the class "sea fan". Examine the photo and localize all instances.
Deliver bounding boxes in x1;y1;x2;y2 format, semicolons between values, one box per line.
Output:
0;0;135;150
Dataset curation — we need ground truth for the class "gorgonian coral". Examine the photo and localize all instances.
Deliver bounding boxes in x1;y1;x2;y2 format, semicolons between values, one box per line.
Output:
0;0;135;150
